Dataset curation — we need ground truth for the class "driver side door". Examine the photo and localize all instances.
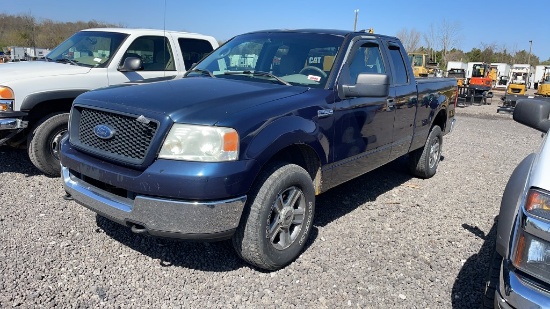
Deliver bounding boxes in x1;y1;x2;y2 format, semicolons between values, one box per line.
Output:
329;39;395;186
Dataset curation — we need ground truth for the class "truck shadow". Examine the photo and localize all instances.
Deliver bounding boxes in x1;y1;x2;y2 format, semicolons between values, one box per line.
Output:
95;157;414;272
451;217;498;308
0;146;42;176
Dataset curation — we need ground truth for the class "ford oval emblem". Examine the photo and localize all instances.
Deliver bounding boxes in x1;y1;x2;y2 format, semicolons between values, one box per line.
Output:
93;124;116;140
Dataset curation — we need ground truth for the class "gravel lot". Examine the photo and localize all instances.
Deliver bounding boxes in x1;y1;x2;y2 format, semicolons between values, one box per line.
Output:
0;92;543;308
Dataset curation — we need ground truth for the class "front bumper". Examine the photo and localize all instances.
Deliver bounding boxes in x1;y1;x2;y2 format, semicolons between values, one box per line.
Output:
62;165;247;240
0;118;28;130
496;260;550;309
0;117;28;145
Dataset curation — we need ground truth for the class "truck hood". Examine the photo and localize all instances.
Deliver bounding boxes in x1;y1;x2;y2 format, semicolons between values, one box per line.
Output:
75;77;309;125
0;61;91;83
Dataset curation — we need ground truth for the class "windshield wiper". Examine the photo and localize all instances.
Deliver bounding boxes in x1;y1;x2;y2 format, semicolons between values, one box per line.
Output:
224;70;291;86
55;58;79;66
186;68;215;78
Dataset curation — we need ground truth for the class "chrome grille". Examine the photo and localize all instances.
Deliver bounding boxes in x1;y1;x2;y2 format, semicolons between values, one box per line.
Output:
77;108;158;162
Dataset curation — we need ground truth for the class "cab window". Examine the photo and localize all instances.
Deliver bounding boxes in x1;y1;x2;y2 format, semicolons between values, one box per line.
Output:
348;43;386;84
122;36;175;71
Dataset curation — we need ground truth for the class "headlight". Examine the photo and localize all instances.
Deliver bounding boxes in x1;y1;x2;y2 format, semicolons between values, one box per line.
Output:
525;189;550;221
0;86;14;112
158;124;239;162
512;230;550;283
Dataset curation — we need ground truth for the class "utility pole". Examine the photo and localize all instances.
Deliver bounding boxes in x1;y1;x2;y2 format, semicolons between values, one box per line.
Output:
526;40;533;88
527;40;533;66
353;9;359;31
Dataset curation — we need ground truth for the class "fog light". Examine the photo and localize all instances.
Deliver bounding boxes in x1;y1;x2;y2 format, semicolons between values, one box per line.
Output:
0;100;13;112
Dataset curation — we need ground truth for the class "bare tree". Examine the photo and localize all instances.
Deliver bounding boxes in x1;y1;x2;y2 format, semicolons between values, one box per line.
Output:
480;42;497;63
423;23;438;62
395;28;421;52
437;19;461;69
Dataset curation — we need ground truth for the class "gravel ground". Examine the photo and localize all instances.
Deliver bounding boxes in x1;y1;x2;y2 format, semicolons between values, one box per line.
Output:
0;94;543;308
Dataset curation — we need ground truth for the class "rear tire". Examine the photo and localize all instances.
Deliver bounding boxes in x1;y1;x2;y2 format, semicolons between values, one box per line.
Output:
408;125;442;179
232;162;315;270
27;113;69;177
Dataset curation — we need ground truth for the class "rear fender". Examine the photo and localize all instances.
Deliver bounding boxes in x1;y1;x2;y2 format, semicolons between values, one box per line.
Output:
496;153;536;258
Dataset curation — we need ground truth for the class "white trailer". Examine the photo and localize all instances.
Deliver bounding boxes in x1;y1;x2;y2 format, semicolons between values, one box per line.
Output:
491;63;511;89
7;46;26;61
25;47;51;59
446;61;467;72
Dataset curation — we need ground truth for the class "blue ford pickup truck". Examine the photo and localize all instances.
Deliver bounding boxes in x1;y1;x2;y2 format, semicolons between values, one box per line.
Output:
60;29;457;270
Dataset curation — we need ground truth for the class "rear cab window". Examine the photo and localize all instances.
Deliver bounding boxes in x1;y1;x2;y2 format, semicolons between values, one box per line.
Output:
177;38;216;70
387;44;409;85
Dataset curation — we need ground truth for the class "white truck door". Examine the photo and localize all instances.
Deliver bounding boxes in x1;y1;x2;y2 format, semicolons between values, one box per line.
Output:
107;35;178;85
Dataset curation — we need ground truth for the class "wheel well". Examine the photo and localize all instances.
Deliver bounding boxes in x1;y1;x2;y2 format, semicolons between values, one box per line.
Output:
262;144;322;195
433;109;447;131
24;98;73;127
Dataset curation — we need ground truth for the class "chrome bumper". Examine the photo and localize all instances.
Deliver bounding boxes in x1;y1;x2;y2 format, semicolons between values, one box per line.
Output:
0;118;28;130
496;260;550;309
62;165;247;239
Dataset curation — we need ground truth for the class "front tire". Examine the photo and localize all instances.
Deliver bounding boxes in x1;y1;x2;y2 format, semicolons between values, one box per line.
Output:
232;162;315;270
408;125;442;179
481;250;502;308
27;113;69;177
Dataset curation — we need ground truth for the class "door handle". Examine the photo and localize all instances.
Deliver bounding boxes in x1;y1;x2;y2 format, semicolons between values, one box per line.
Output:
386;98;395;111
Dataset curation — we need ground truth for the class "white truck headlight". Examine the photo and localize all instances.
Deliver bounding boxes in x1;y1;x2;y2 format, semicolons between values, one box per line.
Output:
512;230;550;283
0;86;14;112
158;124;239;162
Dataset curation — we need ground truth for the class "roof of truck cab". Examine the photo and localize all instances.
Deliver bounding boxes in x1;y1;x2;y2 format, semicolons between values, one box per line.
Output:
81;28;210;37
244;29;397;40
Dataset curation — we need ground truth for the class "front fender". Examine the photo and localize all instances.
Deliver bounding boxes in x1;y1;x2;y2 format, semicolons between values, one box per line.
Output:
496;153;536;258
243;114;328;172
21;89;90;111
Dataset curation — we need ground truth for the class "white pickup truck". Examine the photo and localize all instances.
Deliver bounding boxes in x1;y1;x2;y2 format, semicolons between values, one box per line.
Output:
0;28;218;176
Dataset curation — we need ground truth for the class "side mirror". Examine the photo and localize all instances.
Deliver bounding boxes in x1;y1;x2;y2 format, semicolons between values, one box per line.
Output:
118;57;142;72
514;99;550;133
340;73;390;98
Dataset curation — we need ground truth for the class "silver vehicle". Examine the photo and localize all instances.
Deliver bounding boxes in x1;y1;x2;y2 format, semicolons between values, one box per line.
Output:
483;98;550;308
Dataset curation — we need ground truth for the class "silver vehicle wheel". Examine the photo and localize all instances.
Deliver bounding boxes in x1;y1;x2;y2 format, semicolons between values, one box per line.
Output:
233;162;315;270
267;186;306;250
429;138;441;169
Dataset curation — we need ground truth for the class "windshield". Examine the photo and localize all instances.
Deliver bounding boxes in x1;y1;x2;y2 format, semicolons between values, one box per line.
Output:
46;31;128;68
409;54;424;67
190;32;343;88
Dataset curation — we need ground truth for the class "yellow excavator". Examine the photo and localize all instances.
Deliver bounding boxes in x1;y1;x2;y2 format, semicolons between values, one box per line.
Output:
408;53;438;77
536;66;550;96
